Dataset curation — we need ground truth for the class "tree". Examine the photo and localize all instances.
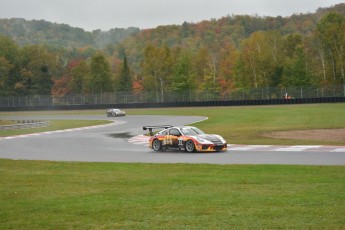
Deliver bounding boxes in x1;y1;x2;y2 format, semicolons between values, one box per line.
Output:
193;47;210;91
317;12;345;83
89;53;113;94
0;57;14;95
0;36;20;95
51;74;71;97
194;47;222;93
17;45;56;95
0;36;19;63
142;45;173;102
282;34;304;86
218;43;239;95
237;31;286;88
117;54;132;92
181;21;190;38
70;60;89;94
284;45;311;86
132;78;144;95
170;51;195;92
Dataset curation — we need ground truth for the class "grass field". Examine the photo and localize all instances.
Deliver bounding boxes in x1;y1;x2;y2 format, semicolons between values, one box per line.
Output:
126;103;345;145
1;159;344;229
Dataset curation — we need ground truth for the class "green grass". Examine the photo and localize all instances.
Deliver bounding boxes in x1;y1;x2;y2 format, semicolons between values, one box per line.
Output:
0;159;344;229
1;103;345;145
126;103;345;145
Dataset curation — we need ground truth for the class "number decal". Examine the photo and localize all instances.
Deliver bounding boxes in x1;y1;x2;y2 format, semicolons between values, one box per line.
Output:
178;138;183;146
163;135;173;145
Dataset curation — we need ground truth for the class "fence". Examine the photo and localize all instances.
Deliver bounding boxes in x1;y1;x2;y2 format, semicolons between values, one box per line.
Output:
0;85;344;110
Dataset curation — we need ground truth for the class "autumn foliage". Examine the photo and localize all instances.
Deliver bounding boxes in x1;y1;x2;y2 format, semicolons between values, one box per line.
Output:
0;4;344;97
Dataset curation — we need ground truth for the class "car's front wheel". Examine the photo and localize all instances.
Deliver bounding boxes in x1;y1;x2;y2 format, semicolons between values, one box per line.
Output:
152;139;162;151
185;140;196;153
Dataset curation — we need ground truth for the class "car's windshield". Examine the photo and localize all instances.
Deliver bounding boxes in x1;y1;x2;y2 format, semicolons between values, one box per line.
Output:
181;127;205;135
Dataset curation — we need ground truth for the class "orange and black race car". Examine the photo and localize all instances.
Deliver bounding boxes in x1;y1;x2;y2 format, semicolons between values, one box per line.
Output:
143;125;227;153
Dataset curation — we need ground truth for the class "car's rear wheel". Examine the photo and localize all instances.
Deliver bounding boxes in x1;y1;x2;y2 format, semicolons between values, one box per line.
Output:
152;139;162;151
185;140;196;153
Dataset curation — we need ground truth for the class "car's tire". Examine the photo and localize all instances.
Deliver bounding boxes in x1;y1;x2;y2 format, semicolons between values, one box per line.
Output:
152;139;162;151
185;140;196;153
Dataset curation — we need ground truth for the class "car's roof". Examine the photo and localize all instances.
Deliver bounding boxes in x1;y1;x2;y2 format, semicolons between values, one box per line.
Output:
168;126;196;129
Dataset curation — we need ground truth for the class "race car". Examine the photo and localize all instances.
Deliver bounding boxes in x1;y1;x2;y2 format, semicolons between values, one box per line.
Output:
143;125;227;152
106;108;126;117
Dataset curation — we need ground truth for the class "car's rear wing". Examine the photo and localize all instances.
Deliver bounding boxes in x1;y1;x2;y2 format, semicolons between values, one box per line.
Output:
143;125;173;136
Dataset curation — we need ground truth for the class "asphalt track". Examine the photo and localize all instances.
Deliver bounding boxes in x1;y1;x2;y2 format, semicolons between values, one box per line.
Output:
0;115;345;165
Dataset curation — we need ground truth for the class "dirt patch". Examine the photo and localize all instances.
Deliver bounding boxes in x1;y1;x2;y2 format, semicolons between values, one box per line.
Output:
262;129;345;142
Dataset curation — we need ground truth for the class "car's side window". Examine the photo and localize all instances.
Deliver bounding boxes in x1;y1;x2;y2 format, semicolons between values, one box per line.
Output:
169;129;181;136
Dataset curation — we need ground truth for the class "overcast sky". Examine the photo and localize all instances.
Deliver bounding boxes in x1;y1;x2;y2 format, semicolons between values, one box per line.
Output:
0;0;343;31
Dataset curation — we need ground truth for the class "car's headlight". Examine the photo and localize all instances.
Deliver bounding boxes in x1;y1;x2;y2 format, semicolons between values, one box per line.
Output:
216;135;226;143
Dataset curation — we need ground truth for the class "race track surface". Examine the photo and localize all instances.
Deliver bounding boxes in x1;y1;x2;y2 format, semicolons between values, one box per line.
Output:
0;115;344;165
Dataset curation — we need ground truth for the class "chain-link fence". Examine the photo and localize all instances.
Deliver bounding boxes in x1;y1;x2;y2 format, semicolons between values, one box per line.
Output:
1;85;344;107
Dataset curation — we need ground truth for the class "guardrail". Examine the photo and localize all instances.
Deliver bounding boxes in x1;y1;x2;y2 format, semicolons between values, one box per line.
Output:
1;85;345;108
0;120;50;130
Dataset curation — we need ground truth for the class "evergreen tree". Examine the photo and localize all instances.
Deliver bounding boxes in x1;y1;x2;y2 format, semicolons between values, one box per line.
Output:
118;54;131;92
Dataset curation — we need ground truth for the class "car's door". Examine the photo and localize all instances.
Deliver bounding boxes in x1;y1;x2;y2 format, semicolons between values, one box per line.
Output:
168;128;182;148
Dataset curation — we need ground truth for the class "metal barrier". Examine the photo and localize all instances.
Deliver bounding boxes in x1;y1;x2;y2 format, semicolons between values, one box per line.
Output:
1;85;345;108
0;121;50;130
0;97;344;111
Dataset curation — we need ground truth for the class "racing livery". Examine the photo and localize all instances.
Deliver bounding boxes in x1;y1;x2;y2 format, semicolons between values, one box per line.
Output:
143;125;227;153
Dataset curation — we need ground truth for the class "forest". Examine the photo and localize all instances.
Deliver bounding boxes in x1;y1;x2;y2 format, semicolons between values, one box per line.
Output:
0;3;344;102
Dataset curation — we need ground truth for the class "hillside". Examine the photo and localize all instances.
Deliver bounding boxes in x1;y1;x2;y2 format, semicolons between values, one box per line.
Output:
0;4;344;50
0;4;345;48
0;3;344;98
0;18;139;48
120;3;345;59
119;3;345;71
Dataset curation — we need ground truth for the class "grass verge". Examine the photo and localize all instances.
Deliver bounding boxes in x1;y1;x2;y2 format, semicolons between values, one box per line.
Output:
125;103;345;145
0;159;344;229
